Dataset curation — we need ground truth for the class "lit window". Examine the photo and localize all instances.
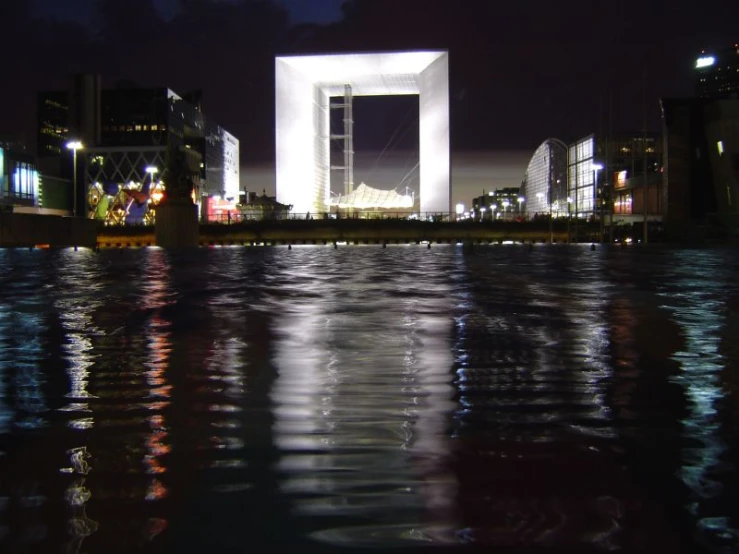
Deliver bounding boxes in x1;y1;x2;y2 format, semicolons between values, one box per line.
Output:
143;125;148;131
717;140;724;156
135;125;141;131
151;125;158;131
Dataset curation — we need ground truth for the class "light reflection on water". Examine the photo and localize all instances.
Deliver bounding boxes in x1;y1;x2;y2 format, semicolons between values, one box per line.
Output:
270;249;458;545
0;245;737;553
657;251;739;551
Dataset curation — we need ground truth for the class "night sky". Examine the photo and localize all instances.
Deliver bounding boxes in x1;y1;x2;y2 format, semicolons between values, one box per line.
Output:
2;0;738;202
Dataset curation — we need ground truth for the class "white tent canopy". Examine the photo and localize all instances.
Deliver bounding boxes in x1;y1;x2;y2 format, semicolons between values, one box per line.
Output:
328;182;414;209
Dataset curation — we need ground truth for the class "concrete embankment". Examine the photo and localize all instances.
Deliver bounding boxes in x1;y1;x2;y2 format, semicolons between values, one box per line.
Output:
95;219;586;248
0;212;97;248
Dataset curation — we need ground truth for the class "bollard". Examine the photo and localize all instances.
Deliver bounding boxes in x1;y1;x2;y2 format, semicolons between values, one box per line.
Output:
288;244;292;250
591;243;596;251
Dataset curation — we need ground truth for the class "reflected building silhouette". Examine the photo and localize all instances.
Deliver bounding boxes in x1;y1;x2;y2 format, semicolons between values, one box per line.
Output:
446;248;682;551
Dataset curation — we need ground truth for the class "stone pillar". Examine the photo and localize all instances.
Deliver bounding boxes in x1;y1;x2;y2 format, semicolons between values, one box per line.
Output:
155;201;199;248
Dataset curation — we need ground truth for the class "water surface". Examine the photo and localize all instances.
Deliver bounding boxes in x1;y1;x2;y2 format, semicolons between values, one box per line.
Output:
1;244;738;553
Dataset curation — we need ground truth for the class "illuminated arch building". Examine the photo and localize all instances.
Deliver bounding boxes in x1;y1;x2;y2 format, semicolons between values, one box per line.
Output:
275;51;450;215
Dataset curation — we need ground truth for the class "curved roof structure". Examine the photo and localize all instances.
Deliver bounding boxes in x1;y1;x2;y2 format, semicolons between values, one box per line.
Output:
521;138;568;218
328;182;414;209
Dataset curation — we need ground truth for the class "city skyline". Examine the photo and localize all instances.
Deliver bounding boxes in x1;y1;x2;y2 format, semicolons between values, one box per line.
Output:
1;0;737;205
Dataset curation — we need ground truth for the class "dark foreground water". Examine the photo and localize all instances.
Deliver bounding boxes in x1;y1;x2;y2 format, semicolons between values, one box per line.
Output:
1;244;738;554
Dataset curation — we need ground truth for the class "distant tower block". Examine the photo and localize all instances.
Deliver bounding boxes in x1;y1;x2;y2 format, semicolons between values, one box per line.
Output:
275;51;450;215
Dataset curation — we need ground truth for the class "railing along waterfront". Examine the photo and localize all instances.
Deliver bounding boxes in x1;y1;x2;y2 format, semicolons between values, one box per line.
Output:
95;215;607;248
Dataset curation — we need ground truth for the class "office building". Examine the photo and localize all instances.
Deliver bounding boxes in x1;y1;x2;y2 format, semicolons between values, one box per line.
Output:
37;76;239;223
597;134;663;224
520;138;568;219
695;44;739;99
471;188;523;221
518;134;663;231
661;97;739;236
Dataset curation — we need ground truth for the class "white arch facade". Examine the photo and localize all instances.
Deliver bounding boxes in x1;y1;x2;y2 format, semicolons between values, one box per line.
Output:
275;51;450;215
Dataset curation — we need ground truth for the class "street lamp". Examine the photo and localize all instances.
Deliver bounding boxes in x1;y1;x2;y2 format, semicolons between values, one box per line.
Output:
145;166;158;189
66;141;83;217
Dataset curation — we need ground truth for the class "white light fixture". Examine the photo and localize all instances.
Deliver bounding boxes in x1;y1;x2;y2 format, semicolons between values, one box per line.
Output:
696;56;715;69
66;141;83;217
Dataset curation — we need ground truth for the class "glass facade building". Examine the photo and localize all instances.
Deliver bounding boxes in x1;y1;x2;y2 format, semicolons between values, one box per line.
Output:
568;135;596;218
600;134;662;218
0;148;40;208
520;139;568;219
204;120;240;200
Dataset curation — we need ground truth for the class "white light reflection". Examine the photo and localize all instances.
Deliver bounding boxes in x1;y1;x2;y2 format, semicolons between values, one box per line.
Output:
52;251;103;553
557;277;615;434
658;256;736;547
270;253;458;545
61;447;98;554
54;251;104;428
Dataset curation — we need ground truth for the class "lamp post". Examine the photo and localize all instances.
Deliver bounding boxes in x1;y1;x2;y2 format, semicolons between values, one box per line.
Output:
567;196;573;243
145;166;158;196
592;162;604;243
66;141;83;217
